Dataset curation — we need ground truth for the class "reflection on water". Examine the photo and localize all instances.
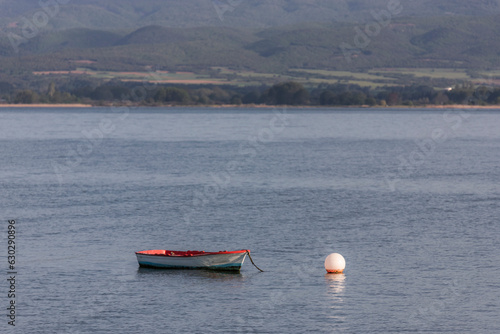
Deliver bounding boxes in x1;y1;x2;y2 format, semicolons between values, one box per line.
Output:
325;273;346;294
325;273;346;325
137;267;244;281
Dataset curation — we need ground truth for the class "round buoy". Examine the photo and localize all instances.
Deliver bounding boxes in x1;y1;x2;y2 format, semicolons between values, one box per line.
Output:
324;253;345;274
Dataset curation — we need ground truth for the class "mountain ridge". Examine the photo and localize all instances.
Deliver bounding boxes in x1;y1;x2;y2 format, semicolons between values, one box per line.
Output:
1;0;500;31
2;14;500;74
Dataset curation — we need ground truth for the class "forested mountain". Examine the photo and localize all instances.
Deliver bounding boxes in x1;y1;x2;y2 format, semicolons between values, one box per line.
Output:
2;15;500;72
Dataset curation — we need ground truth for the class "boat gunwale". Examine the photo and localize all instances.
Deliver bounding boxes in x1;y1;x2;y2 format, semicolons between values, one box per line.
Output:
135;249;250;257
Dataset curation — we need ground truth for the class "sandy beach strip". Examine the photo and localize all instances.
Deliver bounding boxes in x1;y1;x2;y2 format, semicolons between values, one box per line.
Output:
0;104;93;108
0;103;499;109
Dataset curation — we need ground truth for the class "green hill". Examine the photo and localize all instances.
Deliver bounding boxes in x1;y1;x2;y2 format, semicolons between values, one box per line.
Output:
22;28;123;53
118;26;188;45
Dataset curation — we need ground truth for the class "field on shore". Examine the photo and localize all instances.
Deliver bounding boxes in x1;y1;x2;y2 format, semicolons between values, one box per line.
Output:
31;67;499;89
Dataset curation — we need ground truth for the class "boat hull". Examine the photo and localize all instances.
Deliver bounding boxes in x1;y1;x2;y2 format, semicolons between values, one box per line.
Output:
136;250;248;271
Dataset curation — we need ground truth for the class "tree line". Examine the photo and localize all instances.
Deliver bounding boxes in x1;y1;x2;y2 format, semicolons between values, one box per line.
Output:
1;80;500;106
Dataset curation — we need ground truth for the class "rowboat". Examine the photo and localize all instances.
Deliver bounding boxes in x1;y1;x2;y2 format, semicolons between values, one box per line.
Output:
135;249;250;271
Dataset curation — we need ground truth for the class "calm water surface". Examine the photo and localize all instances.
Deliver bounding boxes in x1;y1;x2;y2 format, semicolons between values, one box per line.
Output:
1;107;499;333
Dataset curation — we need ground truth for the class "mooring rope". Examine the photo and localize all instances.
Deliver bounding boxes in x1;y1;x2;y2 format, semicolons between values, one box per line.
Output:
246;250;264;272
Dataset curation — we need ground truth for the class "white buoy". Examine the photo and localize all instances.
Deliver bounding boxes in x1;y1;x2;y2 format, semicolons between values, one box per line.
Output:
324;253;346;274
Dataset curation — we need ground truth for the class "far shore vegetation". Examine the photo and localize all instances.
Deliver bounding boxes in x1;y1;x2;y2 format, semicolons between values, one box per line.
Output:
1;80;499;108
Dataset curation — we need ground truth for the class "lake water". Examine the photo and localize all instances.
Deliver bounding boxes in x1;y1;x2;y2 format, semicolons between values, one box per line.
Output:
1;107;499;333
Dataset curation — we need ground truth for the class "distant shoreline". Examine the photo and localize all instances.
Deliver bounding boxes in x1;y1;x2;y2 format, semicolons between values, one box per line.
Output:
413;104;500;109
1;103;500;109
0;104;93;108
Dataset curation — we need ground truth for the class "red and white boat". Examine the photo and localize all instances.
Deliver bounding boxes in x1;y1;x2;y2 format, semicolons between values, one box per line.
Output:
135;249;249;271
